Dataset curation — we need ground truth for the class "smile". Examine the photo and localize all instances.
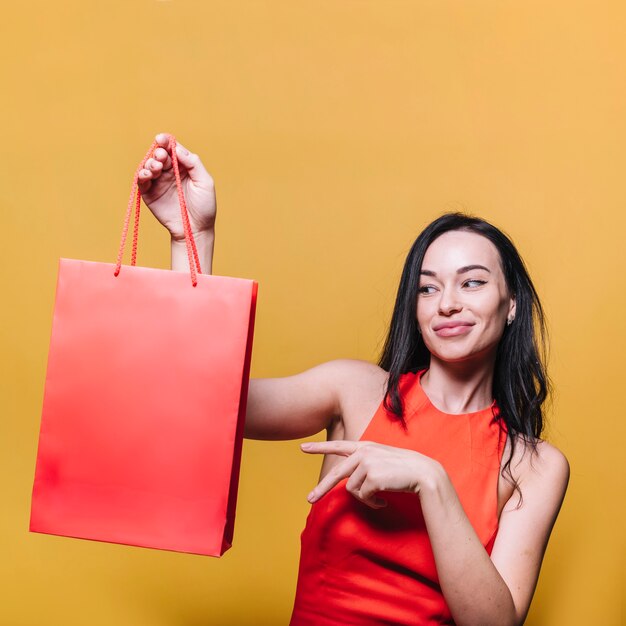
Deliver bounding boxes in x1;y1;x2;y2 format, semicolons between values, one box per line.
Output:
433;323;474;337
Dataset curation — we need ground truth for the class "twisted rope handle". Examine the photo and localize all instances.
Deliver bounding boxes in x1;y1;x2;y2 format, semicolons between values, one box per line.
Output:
114;134;202;287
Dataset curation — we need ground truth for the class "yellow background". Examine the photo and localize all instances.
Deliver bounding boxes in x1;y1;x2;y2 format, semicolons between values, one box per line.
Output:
2;1;624;624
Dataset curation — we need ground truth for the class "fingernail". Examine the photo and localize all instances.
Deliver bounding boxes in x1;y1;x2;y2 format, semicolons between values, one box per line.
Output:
301;443;312;450
307;491;317;503
176;145;189;156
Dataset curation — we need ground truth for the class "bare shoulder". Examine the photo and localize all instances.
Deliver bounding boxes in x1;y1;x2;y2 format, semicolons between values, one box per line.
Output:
517;438;570;491
534;440;569;473
324;358;388;386
498;434;569;515
321;360;389;440
323;359;388;406
502;434;569;482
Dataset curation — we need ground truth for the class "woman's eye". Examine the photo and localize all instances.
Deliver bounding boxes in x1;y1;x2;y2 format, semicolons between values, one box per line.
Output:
418;285;436;294
463;279;486;288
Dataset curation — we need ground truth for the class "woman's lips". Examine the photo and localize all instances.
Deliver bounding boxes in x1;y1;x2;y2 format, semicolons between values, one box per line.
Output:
433;323;474;337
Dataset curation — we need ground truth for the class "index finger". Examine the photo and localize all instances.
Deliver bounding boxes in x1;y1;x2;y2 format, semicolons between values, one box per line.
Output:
155;132;171;147
300;440;362;457
307;454;360;503
155;133;191;157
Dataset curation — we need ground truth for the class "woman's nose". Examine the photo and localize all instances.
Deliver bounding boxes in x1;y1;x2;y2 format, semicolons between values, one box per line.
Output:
438;289;462;316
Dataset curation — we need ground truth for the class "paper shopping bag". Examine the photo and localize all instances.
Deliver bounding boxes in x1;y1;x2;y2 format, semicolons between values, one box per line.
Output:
30;136;257;557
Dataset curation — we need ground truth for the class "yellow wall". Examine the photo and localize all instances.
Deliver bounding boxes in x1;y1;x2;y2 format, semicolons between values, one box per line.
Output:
2;1;624;624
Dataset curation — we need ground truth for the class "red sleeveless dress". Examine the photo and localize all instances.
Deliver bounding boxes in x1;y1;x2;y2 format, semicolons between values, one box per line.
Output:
289;370;507;626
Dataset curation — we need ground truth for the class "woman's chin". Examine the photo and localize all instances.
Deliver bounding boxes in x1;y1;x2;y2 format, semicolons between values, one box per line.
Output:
428;345;495;366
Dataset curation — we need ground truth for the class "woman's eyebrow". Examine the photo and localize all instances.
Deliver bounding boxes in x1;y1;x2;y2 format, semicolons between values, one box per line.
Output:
419;264;491;277
458;264;491;274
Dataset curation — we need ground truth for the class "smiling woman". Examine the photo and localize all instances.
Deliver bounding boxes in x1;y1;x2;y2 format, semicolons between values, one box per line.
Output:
139;134;569;626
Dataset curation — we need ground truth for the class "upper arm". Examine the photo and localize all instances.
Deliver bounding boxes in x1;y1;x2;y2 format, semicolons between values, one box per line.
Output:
244;359;381;441
490;441;570;624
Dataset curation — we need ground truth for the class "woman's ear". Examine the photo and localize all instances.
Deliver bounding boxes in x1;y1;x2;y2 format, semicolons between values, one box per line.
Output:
508;294;517;322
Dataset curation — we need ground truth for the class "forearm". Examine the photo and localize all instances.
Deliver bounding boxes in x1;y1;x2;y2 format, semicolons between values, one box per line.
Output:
419;467;518;626
170;230;214;274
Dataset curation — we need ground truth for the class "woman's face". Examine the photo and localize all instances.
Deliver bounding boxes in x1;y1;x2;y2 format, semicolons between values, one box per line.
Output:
416;230;516;365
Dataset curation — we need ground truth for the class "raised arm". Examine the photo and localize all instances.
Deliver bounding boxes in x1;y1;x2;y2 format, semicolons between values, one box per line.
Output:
138;133;216;275
246;359;387;440
245;362;343;440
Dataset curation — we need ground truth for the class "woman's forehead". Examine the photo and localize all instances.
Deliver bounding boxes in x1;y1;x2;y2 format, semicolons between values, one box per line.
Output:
422;230;502;272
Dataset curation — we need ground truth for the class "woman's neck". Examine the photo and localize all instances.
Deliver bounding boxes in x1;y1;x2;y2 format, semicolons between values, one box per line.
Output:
420;357;495;415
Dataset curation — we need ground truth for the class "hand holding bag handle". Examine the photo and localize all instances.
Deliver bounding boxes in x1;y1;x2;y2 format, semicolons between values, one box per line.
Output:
114;134;202;287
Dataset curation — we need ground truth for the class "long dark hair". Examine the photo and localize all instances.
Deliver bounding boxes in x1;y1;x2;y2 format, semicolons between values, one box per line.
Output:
379;212;550;502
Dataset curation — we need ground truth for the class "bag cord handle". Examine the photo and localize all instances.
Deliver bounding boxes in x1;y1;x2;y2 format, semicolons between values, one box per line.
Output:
114;134;202;287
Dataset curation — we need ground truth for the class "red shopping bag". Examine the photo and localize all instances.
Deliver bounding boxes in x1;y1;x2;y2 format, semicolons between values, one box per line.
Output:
30;136;257;557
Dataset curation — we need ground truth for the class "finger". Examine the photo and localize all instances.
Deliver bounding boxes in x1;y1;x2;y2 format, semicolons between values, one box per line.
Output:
144;158;164;183
145;157;163;174
137;167;153;193
301;440;361;457
362;494;387;509
307;455;361;503
173;144;213;184
154;134;214;187
153;135;176;170
345;467;387;509
153;147;172;171
358;477;388;509
155;132;171;148
345;464;367;494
